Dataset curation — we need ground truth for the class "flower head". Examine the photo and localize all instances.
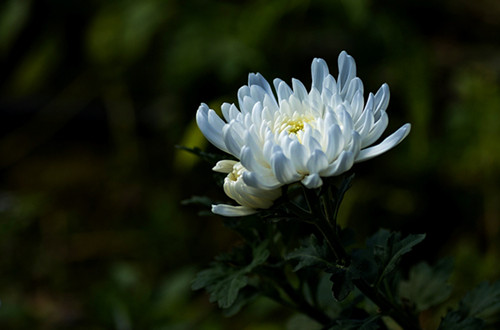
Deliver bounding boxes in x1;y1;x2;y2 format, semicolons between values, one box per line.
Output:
211;160;282;217
197;51;410;215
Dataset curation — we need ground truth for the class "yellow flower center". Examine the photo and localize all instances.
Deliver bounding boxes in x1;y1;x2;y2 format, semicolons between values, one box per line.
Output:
276;114;314;136
228;163;245;181
286;119;305;135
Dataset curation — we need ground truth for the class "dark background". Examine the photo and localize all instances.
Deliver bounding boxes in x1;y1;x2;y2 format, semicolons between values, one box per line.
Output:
0;0;499;328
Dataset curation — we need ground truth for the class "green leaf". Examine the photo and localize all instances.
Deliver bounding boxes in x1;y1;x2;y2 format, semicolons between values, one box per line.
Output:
328;315;381;330
175;145;232;164
399;258;453;312
439;281;500;329
329;268;354;301
192;240;270;309
458;281;500;323
286;235;334;272
181;195;213;207
438;311;484;330
367;229;426;285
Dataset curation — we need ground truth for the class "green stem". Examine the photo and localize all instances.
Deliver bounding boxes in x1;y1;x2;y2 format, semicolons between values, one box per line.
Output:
313;179;421;330
279;280;331;325
261;267;331;326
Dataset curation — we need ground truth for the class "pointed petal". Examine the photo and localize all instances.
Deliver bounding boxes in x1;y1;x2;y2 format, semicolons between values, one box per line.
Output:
355;123;411;163
212;160;238;173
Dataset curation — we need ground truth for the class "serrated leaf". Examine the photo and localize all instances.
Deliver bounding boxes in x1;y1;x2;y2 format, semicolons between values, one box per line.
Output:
438;311;484;330
329;249;378;301
222;287;259;317
286;235;334;272
459;281;500;323
367;229;426;285
399;258;453;312
192;240;270;309
330;268;354;301
438;281;500;329
329;315;381;330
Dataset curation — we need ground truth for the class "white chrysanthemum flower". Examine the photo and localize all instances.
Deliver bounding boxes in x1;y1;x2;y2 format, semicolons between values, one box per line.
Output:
197;51;410;214
211;160;282;217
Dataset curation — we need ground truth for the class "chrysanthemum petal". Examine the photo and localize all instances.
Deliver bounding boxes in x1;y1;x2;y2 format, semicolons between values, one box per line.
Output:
362;111;389;147
212;160;238;173
196;104;229;153
311;58;329;92
306;149;329;174
355;123;411;163
320;151;354;177
325;124;343;161
249;73;276;104
273;78;293;102
271;147;302;184
288;140;308;173
221;102;240;122
242;171;282;190
212;204;257;217
223;125;243;158
374;83;390;119
292;78;309;101
345;77;364;104
301;173;323;188
338;51;357;96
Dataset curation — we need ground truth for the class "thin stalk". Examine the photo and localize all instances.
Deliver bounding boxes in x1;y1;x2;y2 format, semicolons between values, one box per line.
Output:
318;218;420;329
279;280;331;325
260;267;331;325
313;179;421;330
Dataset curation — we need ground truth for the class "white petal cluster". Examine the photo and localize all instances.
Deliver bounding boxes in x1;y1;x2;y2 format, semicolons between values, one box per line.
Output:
197;51;410;216
211;160;282;217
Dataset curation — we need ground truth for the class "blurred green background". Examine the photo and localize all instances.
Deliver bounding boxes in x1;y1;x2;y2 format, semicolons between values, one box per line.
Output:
0;0;499;328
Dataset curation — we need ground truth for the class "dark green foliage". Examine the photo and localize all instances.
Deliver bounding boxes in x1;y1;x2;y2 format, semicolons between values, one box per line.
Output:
328;315;381;330
439;281;500;329
192;240;270;309
286;235;334;272
366;229;426;286
399;258;453;312
175;145;232;164
1;1;499;328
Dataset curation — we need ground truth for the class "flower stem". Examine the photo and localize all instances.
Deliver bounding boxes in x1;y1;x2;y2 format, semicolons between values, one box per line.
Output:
260;267;331;325
313;177;421;330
